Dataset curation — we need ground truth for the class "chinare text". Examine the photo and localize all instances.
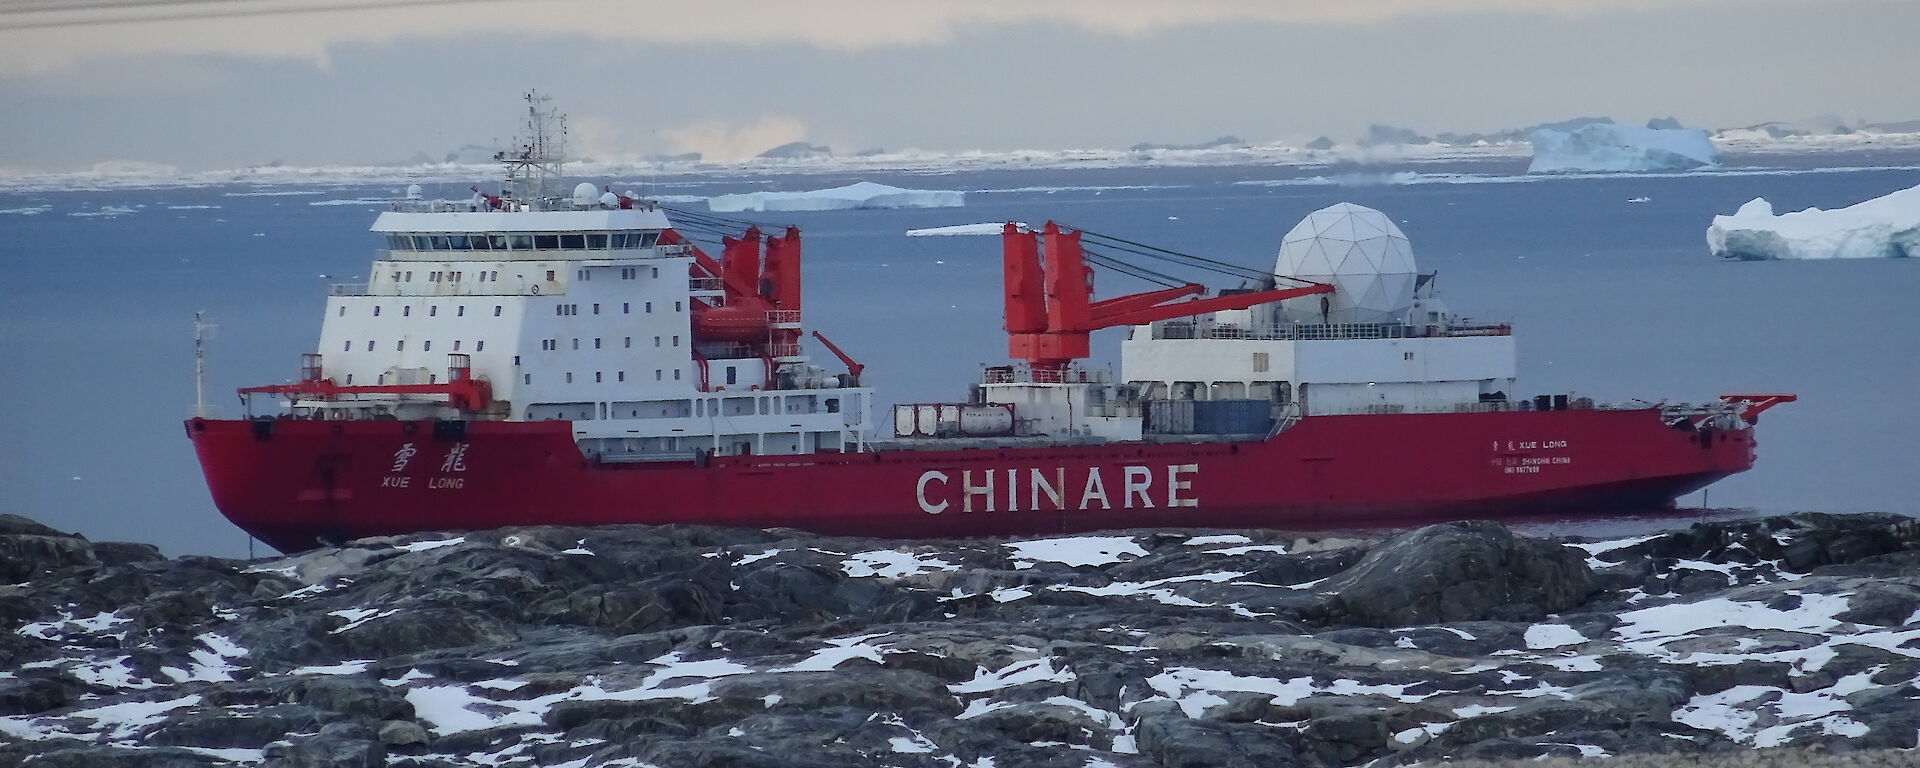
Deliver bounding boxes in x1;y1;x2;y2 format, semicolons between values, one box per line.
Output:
916;464;1198;514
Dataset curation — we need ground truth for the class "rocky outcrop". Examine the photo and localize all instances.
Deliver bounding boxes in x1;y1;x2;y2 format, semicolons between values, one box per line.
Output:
1;513;1917;767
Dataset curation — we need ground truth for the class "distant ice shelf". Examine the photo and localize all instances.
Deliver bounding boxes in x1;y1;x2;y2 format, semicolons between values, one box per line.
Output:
708;181;964;213
1707;182;1920;260
1528;124;1720;174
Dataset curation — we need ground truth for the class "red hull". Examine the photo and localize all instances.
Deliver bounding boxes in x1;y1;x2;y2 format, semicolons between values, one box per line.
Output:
187;408;1759;553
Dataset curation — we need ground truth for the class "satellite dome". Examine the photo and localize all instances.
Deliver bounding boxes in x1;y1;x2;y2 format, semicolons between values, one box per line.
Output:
599;191;620;208
571;182;598;207
1273;203;1418;325
404;183;423;200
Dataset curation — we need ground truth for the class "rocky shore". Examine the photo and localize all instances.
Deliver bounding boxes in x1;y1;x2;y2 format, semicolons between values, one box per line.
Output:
2;512;1918;767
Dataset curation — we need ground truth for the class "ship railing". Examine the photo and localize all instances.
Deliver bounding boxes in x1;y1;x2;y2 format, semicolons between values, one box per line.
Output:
689;277;725;292
981;367;1113;385
1154;322;1513;342
766;309;802;326
767;342;803;358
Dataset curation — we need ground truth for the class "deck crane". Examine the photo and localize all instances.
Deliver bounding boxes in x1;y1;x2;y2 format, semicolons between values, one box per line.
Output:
1001;222;1334;374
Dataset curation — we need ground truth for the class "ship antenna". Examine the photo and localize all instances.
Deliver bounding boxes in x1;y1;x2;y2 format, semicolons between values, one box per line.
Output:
496;89;567;201
192;311;218;418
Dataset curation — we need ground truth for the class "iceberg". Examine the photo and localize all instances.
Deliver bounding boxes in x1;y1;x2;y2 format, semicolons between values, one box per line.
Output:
1706;183;1920;260
1527;124;1720;173
707;181;964;213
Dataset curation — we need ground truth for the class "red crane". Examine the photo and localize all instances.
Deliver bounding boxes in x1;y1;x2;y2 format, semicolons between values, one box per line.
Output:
1002;221;1334;374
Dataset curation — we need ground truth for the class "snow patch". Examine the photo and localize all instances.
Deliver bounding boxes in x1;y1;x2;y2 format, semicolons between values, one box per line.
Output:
950;657;1076;694
1005;536;1147;569
842;550;961;579
1524;624;1588;650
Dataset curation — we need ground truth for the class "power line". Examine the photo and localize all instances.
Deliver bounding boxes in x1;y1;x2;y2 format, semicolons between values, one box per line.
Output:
0;0;513;31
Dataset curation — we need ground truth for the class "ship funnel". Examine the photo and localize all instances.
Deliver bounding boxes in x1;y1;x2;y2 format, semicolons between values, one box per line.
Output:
1273;202;1417;325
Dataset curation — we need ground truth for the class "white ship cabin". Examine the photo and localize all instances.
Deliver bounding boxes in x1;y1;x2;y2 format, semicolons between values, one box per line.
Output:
1122;203;1515;419
263;182;872;462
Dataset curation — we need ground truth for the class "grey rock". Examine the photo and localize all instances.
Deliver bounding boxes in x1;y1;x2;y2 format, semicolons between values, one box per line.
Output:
377;719;430;746
1320;521;1596;626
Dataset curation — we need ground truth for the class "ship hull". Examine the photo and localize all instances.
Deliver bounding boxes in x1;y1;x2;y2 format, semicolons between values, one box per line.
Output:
187;408;1757;553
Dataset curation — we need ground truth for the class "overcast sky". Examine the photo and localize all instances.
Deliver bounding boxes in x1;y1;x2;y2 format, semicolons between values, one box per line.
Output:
0;0;1915;173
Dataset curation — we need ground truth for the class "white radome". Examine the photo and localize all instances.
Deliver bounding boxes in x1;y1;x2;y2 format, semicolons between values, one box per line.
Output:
571;182;599;208
1273;202;1418;325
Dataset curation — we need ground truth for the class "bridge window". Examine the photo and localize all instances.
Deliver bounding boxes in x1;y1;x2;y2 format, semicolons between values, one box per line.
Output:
560;234;585;250
509;234;532;250
490;235;509;250
471;234;491;251
449;235;470;250
430;235;450;250
641;232;659;248
535;234;560;250
412;235;430;250
588;233;609;249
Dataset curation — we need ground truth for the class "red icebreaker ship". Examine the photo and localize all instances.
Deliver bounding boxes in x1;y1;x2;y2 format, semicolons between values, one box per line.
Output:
186;97;1793;553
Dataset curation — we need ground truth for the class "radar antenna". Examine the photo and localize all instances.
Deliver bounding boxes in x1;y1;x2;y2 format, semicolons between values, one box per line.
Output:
495;90;567;201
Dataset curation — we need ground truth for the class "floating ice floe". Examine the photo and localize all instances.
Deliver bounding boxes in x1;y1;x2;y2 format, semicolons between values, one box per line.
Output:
904;222;1025;237
1528;123;1719;173
0;205;51;215
708;181;963;213
1707;182;1920;260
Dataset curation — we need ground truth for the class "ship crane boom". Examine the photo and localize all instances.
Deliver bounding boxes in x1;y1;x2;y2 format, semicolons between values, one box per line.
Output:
1001;221;1332;372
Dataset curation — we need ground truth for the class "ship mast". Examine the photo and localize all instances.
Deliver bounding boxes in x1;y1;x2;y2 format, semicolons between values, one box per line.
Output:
495;90;567;201
192;311;216;418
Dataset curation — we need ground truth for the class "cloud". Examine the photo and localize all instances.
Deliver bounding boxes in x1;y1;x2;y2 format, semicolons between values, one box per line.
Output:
663;116;810;162
0;0;1872;76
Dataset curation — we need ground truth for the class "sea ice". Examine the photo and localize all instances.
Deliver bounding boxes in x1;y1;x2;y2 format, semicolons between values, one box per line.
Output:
1707;183;1920;260
1527;123;1720;173
708;181;964;213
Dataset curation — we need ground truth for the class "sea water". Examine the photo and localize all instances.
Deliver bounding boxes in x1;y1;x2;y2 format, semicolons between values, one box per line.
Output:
2;160;1916;556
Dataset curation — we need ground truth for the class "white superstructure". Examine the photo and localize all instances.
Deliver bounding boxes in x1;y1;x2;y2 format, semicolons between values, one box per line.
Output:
251;93;871;461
